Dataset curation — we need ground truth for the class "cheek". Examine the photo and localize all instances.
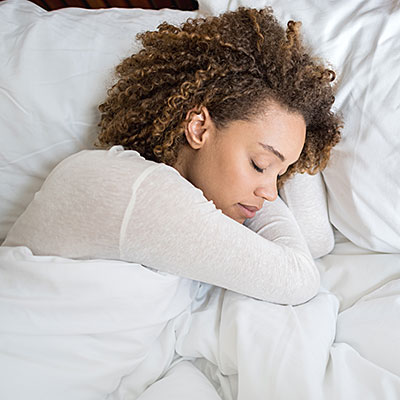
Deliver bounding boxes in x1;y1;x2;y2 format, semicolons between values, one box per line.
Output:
220;157;252;199
206;141;251;204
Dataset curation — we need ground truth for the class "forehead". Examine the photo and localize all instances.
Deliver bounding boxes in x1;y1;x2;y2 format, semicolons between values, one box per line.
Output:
219;109;306;163
228;110;305;143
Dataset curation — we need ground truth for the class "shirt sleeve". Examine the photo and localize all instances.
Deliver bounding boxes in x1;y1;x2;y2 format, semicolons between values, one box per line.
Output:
278;172;335;259
4;148;320;306
120;164;320;305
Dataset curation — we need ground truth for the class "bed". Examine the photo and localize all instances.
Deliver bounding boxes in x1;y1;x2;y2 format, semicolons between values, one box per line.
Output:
0;0;399;398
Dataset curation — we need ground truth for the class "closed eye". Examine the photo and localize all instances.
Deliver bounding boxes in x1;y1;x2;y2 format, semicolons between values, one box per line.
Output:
251;160;265;173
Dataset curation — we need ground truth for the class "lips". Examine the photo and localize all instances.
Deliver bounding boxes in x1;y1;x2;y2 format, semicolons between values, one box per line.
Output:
240;204;261;212
238;203;261;219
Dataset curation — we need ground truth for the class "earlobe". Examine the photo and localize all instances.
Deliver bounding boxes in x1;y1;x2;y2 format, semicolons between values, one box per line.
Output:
184;106;212;150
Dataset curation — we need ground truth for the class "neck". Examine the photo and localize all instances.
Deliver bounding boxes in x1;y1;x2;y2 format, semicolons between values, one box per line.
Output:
172;145;190;180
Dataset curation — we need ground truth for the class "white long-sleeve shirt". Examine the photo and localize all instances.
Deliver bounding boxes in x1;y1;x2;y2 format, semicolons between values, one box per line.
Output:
4;146;334;305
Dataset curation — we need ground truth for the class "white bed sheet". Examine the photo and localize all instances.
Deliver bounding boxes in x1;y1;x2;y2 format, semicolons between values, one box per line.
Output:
1;229;399;399
1;1;399;398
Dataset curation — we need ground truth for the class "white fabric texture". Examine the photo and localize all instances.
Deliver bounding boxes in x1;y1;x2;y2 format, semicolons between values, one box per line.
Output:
137;361;222;400
1;1;400;398
4;146;324;305
197;0;400;253
1;237;400;399
278;172;334;259
0;0;198;241
1;0;399;250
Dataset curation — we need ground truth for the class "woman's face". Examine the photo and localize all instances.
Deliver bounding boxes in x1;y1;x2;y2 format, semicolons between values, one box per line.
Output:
174;103;306;224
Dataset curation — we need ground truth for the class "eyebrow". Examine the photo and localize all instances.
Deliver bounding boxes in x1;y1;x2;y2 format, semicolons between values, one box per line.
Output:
258;142;286;162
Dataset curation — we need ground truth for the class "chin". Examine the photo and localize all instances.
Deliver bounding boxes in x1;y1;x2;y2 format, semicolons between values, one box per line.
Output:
234;216;246;225
220;208;243;224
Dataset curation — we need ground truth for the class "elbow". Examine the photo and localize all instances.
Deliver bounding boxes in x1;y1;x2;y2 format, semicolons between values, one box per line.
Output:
290;272;320;306
282;253;321;306
290;264;321;306
251;249;321;306
310;228;335;259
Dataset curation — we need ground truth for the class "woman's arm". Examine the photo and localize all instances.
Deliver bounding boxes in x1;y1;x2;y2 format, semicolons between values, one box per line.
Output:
4;149;320;305
122;164;319;305
277;172;335;259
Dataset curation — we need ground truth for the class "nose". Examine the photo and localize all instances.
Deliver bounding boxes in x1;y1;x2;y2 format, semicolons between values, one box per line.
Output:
254;179;278;202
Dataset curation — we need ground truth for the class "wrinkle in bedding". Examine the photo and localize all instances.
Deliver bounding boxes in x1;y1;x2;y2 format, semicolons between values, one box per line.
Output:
1;240;400;399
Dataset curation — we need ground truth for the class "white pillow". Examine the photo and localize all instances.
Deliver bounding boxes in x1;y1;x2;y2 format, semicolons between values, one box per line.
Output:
0;0;198;241
198;0;400;253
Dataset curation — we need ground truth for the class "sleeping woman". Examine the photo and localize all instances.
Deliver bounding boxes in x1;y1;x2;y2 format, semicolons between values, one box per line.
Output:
3;7;342;305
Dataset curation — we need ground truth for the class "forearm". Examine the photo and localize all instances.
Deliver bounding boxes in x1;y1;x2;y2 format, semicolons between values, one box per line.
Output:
242;195;320;304
124;167;320;306
244;195;312;254
278;172;335;259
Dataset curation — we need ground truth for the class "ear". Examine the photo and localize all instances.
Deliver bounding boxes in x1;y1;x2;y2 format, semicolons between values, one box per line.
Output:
184;106;214;150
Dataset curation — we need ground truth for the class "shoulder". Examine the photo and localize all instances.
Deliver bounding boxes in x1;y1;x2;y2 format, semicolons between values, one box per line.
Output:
47;145;204;201
56;145;158;175
44;146;173;189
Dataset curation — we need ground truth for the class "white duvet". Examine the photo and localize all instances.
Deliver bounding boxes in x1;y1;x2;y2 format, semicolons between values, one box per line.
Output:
1;230;400;399
1;1;399;398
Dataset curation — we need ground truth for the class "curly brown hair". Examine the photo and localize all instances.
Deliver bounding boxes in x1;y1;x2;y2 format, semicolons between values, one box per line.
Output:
97;7;342;189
